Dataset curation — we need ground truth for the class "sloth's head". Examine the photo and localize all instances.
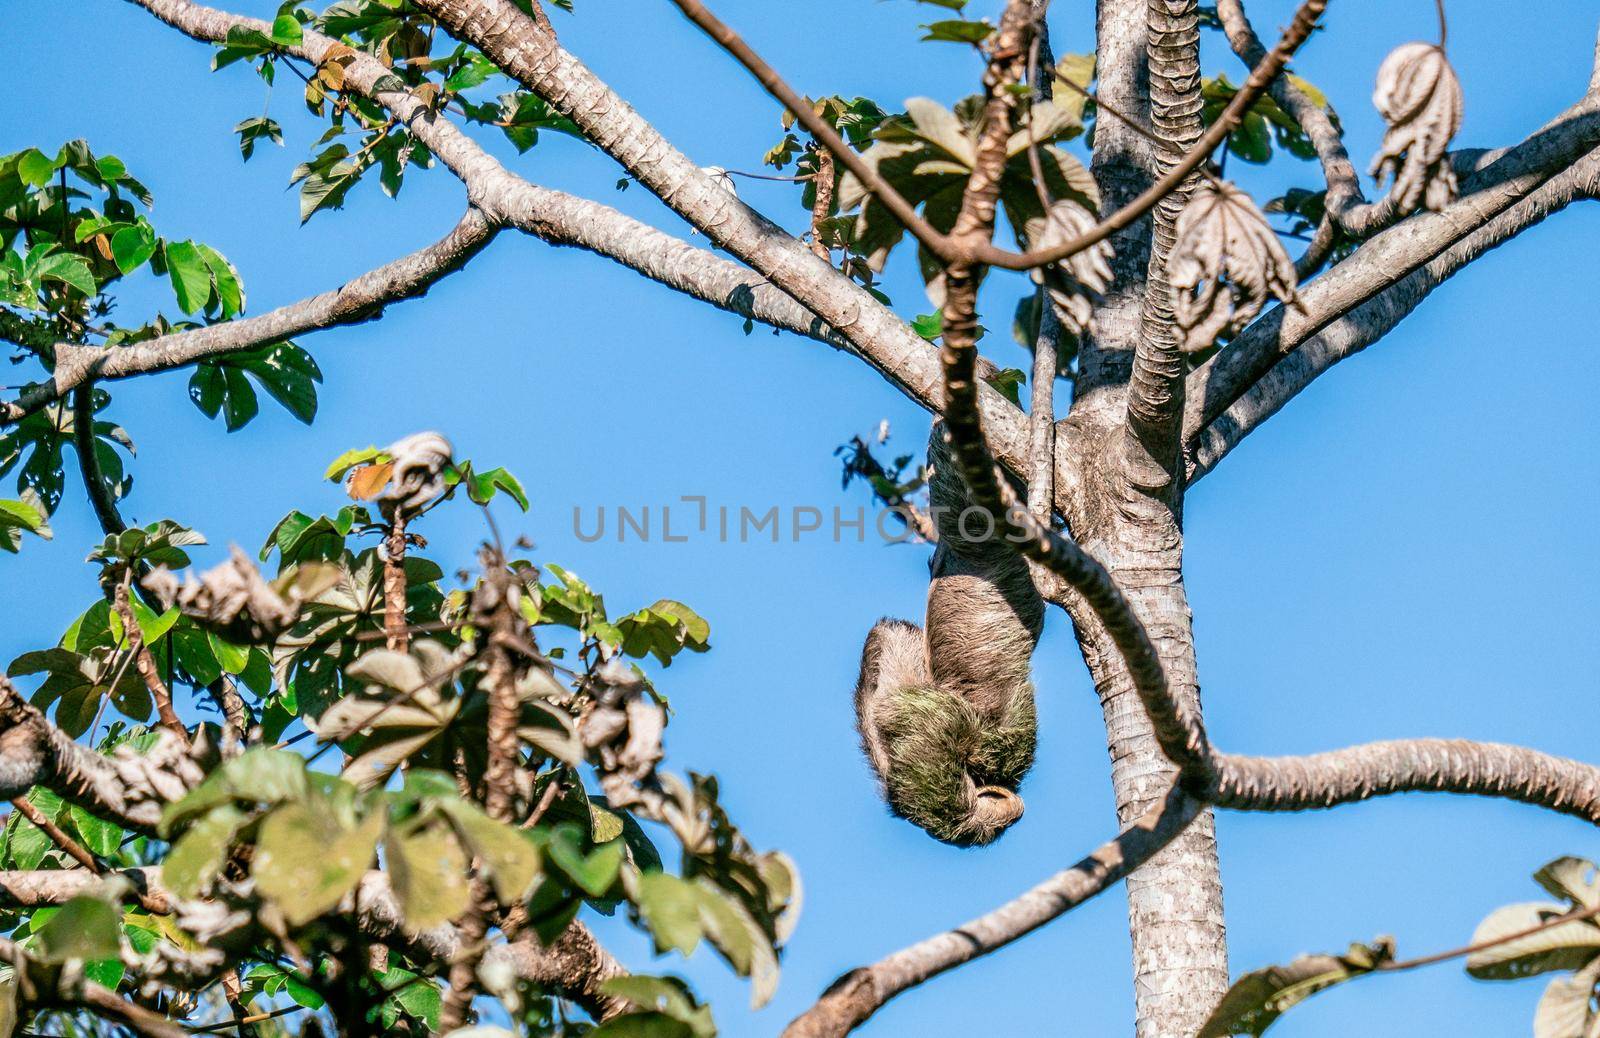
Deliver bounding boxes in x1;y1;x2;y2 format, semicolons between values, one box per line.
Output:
874;682;1037;847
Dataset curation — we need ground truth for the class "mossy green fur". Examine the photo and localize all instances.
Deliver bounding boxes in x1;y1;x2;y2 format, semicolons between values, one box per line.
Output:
878;679;1037;845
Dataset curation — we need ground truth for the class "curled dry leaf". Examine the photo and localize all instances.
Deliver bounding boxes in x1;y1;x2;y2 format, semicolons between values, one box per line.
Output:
1169;180;1298;352
1023;199;1113;336
144;546;337;643
1371;42;1463;213
380;430;453;515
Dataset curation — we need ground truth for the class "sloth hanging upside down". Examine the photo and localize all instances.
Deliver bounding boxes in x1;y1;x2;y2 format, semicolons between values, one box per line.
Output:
853;425;1044;846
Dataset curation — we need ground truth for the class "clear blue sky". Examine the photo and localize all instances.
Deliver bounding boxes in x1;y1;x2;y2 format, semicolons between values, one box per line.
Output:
4;1;1598;1034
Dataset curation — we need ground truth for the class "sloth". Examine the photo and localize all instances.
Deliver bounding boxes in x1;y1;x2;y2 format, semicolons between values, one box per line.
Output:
853;426;1045;846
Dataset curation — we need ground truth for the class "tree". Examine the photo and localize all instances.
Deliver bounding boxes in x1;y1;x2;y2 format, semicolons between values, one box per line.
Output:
0;0;1597;1036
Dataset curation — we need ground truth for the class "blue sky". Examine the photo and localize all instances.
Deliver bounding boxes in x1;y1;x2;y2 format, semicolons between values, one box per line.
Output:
3;0;1598;1035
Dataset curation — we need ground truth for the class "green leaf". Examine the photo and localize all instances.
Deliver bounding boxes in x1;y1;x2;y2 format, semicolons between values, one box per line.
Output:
285;974;325;1009
253;800;383;927
386;820;471;930
325;445;387;482
590;1014;694;1038
440;800;543;902
3;816;52;870
110;223;158;275
16;149;54;187
208;631;250;675
545;825;623;898
162;748;309;834
163;804;247;899
270;13;303;45
920;19;995;44
636;872;703;957
444;56;496;92
196;243;244;317
984;367;1026;406
34;252;97;297
35;895;122;962
910;311;942;340
68;803;121;858
164;240;213;315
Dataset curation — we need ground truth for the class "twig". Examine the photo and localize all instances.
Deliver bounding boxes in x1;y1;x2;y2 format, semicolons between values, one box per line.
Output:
112;575;187;738
382;509;411;653
11;797;101;873
1384;902;1600;974
807;148;836;261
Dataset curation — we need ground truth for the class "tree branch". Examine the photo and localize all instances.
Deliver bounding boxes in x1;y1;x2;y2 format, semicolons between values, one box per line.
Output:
1214;0;1399;237
665;0;1326;272
781;786;1204;1038
70;384;127;534
1188;148;1600;479
3;208;497;424
123;0;1038;484
1213;740;1600;822
785;731;1600;1037
0;936;190;1038
1120;0;1205;504
0;677;168;834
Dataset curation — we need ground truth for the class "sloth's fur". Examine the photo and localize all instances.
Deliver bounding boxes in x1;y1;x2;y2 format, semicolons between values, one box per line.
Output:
853;427;1044;846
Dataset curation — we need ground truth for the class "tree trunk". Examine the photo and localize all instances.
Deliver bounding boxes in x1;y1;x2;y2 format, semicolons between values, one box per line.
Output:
1059;3;1231;1035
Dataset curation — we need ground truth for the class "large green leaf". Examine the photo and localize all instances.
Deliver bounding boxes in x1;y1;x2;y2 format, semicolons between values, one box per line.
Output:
385;820;471;930
163;804;248;899
441;799;542;902
253;800;383;927
161;748;309;834
34;895;122;962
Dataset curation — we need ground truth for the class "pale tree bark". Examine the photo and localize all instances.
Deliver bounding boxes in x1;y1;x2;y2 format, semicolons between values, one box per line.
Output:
1058;3;1230;1035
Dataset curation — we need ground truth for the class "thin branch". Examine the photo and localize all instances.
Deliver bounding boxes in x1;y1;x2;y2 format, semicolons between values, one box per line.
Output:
381;511;411;654
113;575;187;738
11;796;101;873
125;0;1039;493
404;0;1042;486
1384;902;1600;975
4;209;498;424
1214;0;1399;237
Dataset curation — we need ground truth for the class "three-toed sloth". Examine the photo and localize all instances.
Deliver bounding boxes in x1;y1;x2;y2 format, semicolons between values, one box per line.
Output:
853;425;1044;846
